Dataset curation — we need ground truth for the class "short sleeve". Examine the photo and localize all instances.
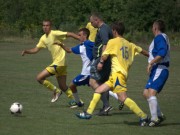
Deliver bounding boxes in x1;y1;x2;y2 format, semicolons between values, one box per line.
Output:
102;39;116;55
36;36;46;48
54;31;67;41
71;45;80;54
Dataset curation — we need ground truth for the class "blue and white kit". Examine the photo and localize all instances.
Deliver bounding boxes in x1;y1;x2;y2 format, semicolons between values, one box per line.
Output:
71;40;94;86
146;33;170;92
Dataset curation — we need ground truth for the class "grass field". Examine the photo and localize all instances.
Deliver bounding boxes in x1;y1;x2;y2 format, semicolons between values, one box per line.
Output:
0;38;180;135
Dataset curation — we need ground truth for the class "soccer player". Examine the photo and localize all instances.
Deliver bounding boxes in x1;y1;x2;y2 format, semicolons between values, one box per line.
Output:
143;19;170;127
86;22;98;42
76;21;150;126
21;20;79;103
89;12;113;115
54;28;94;108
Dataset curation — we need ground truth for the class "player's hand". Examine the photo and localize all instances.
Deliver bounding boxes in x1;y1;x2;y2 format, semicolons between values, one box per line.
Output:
21;50;26;56
147;63;152;74
97;62;103;71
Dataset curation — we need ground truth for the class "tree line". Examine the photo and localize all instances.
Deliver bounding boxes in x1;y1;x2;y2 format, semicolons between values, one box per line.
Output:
0;0;179;38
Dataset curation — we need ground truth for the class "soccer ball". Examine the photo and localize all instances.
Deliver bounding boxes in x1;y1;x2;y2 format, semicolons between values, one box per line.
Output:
10;102;23;114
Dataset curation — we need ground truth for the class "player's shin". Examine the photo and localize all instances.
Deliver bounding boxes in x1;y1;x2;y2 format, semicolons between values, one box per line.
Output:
124;98;147;119
43;80;60;93
87;93;101;114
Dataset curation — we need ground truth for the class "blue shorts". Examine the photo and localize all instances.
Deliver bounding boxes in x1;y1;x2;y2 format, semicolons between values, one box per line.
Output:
145;66;169;93
72;74;90;86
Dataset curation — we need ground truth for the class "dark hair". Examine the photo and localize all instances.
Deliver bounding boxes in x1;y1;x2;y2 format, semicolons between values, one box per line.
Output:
79;28;90;39
43;20;52;26
91;12;103;21
154;19;165;32
111;21;125;36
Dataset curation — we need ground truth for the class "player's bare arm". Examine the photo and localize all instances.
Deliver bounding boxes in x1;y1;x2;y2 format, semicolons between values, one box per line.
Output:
21;47;41;56
97;54;109;71
147;56;163;73
141;49;149;57
67;32;80;40
54;42;72;53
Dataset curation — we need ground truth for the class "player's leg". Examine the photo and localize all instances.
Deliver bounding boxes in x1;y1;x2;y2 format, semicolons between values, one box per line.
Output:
56;75;74;100
145;68;169;126
109;91;124;110
76;83;110;119
90;78;111;115
36;68;62;102
69;75;90;108
117;92;148;126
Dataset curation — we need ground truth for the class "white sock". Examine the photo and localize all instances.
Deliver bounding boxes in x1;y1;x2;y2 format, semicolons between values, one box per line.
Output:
73;92;80;103
109;91;118;100
148;96;158;121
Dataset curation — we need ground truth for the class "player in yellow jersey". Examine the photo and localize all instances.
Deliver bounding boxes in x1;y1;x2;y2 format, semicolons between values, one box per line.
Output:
76;21;150;126
86;22;98;42
21;20;79;103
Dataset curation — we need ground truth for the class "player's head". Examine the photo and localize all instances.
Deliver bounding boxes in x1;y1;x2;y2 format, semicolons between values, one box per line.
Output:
152;19;165;35
42;20;52;34
111;21;125;37
78;28;90;42
90;12;103;28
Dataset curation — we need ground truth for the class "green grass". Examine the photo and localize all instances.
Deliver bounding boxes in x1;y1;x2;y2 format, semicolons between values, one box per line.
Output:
0;39;180;135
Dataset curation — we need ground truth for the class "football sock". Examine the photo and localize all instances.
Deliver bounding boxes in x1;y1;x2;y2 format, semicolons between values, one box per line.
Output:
157;102;162;117
43;80;60;93
109;91;118;100
101;91;110;107
87;93;101;114
124;97;147;119
64;88;74;99
73;92;80;103
148;96;158;120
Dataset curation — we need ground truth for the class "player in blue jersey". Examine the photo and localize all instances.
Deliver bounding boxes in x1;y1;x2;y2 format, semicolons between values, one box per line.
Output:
143;19;170;127
54;28;94;108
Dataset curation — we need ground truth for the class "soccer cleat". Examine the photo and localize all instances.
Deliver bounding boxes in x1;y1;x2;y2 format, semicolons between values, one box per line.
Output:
97;106;113;116
118;102;124;110
51;91;62;103
69;100;84;108
76;111;92;119
148;119;160;127
158;114;166;123
139;116;149;126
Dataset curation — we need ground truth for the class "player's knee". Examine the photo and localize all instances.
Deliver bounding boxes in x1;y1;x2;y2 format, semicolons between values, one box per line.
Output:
143;89;149;99
36;75;43;84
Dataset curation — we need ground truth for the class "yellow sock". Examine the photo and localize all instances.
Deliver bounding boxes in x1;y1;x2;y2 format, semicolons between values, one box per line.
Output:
87;93;101;114
43;80;60;93
124;97;147;119
65;88;74;99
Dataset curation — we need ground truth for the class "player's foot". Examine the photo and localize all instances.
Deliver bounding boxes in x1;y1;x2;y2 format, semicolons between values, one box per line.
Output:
69;100;84;108
76;111;92;119
118;102;124;110
148;118;160;127
158;114;166;123
139;116;149;126
97;106;113;116
51;91;62;103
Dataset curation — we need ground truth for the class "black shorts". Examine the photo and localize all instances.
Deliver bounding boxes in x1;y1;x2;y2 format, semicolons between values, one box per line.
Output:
90;57;111;83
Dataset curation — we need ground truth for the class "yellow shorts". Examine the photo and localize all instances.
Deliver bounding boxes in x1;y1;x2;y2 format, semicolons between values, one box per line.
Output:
105;72;127;93
46;65;67;77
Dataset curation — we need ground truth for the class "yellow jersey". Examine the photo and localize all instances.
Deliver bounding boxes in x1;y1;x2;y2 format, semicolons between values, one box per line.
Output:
36;30;67;66
102;37;142;78
86;22;98;42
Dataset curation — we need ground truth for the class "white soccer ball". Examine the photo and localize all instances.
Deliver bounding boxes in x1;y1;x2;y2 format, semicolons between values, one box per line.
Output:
10;102;23;114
